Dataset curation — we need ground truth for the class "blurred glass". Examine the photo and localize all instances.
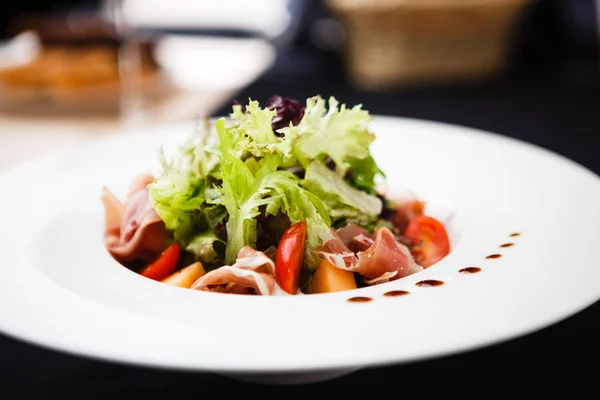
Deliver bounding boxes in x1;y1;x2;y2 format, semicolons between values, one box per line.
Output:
106;0;145;125
102;0;294;127
101;0;282;126
0;0;296;127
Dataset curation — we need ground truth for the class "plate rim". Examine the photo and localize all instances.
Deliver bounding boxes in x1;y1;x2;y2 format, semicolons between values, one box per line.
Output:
1;115;600;374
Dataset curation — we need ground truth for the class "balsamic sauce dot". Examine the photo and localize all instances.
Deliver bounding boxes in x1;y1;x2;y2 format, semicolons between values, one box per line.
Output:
486;254;502;259
383;290;410;297
415;280;444;287
459;267;481;274
347;296;372;303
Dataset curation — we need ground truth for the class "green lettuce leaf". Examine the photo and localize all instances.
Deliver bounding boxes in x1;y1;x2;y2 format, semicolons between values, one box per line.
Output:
148;169;206;241
230;100;277;145
214;118;332;266
148;120;219;241
301;161;382;226
183;201;227;264
160;119;220;179
186;230;225;265
285;96;375;175
346;155;385;194
228;100;297;166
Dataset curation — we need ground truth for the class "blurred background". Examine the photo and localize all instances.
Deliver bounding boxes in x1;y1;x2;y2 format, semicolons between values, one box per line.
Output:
0;0;599;171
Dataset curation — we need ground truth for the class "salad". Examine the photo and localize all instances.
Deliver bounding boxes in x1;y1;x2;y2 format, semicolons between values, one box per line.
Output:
101;95;451;295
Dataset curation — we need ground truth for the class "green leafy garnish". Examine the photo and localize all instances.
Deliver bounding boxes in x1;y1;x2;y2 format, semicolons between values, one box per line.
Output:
281;96;375;175
186;231;225;265
346;155;385;194
145;95;386;273
302;161;382;227
148;121;220;241
214;119;332;267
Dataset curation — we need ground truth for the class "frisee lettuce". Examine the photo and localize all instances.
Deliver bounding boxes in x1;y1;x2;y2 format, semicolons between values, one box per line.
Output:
147;95;385;270
148;169;206;241
301;161;382;227
230;100;277;144
185;230;225;265
148;121;222;242
214;118;332;267
345;155;385;194
228;100;296;166
280;96;376;176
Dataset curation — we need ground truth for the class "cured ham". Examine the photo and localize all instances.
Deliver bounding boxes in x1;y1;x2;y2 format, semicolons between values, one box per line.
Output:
353;227;422;284
390;199;425;232
190;266;275;295
102;174;168;263
190;246;276;295
236;246;276;276
316;230;358;271
317;226;422;285
335;223;374;252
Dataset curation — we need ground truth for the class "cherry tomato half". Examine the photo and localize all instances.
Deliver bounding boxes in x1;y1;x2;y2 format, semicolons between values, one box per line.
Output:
275;221;307;294
140;242;180;281
404;216;450;268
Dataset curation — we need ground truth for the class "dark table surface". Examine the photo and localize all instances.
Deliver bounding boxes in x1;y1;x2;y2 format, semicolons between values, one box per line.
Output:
3;49;600;396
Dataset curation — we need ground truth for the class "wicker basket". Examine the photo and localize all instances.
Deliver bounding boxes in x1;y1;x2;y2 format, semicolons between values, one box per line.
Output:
327;0;535;90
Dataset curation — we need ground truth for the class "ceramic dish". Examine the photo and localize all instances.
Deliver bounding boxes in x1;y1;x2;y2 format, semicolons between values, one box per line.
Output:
1;116;599;385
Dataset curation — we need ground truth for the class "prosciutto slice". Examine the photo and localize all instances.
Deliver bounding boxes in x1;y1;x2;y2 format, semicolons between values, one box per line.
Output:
318;226;422;285
102;173;168;263
353;227;422;284
190;246;276;295
316;229;358;271
190;266;275;295
336;223;374;252
236;246;276;276
391;199;425;232
353;228;422;284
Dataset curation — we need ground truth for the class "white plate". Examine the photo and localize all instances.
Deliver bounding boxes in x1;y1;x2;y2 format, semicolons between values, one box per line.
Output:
1;116;600;385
